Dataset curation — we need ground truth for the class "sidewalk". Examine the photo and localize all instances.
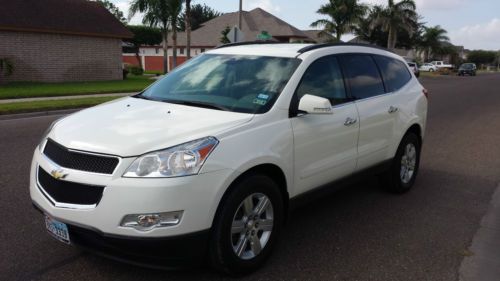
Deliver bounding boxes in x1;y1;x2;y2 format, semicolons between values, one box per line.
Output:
0;92;136;104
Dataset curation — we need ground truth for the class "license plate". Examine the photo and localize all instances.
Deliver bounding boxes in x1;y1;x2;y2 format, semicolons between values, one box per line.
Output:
45;215;70;244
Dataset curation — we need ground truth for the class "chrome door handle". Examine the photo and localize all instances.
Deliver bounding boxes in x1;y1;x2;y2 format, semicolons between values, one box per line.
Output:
344;117;357;126
388;106;399;114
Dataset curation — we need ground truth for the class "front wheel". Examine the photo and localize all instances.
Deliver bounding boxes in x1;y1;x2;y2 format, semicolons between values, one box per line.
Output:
381;133;421;193
209;173;284;275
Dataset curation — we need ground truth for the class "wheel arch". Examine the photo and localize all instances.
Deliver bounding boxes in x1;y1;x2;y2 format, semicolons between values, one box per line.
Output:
211;163;290;228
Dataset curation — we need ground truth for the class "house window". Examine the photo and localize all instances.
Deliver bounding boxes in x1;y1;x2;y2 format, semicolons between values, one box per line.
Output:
201;48;206;53
155;48;159;54
179;48;185;55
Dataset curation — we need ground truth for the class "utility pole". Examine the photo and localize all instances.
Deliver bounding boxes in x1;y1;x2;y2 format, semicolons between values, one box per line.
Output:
238;0;242;30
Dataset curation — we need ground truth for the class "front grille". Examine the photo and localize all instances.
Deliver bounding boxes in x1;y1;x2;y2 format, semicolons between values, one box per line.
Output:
37;167;105;206
43;139;119;174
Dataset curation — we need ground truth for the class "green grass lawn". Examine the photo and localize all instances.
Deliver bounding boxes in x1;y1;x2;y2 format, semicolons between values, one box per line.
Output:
0;75;154;100
0;96;121;115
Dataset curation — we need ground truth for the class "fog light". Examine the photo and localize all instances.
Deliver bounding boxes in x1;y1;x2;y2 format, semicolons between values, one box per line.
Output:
120;211;183;231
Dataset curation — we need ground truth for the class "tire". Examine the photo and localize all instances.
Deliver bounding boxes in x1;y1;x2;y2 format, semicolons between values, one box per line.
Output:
209;173;284;275
429;69;434;72
381;132;421;193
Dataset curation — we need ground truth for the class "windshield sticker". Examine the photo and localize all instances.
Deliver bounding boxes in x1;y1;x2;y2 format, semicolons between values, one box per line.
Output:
253;98;268;105
257;93;270;100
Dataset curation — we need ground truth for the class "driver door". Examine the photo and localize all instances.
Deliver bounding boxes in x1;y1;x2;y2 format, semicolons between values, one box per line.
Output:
290;56;359;196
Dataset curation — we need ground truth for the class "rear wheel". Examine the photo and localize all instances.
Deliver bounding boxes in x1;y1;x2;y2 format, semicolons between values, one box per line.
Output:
381;132;421;193
209;173;284;275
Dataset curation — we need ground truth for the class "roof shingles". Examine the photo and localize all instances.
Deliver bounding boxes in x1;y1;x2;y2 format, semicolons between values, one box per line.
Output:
0;0;132;39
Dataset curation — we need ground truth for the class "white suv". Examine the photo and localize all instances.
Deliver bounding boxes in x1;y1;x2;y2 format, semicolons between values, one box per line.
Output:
30;43;427;274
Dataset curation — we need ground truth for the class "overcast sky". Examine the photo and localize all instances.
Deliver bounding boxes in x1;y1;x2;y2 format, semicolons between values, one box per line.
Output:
112;0;500;50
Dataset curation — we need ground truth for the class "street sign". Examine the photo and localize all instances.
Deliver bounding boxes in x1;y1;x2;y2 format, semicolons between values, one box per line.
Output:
257;31;272;40
227;26;245;43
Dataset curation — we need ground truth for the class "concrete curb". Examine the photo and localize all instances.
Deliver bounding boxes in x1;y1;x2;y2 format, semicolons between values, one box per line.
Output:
459;183;500;281
0;108;79;121
0;92;134;104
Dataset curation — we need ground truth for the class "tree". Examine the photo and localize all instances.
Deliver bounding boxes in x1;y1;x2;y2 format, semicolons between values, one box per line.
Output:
369;0;417;49
93;0;127;24
127;25;163;69
129;0;182;73
0;58;13;84
467;50;497;66
166;0;184;69
356;7;422;49
310;0;367;41
220;26;231;44
419;25;449;61
179;4;222;31
185;0;192;59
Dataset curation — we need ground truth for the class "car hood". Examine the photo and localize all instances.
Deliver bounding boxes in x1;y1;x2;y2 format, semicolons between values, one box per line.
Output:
49;97;254;157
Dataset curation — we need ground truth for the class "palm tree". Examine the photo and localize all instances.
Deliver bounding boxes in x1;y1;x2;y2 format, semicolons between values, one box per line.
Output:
167;0;183;69
369;0;417;49
129;0;183;73
420;25;449;62
310;0;367;41
185;0;191;59
129;0;170;73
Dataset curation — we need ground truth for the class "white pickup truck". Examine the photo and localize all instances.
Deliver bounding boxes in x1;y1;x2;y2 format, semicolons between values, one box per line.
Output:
430;61;454;69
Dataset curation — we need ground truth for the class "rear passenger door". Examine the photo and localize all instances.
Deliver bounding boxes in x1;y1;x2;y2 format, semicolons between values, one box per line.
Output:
340;54;407;170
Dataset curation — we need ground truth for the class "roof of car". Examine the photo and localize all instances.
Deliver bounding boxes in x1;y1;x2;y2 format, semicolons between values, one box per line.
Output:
207;42;395;58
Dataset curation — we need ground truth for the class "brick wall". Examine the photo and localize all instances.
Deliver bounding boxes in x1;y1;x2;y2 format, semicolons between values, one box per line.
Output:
0;31;123;82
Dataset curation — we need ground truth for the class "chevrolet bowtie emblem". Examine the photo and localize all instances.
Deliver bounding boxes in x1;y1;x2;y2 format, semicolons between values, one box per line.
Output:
50;169;68;180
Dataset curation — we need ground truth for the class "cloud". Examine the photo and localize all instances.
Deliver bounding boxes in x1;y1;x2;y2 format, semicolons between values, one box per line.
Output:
360;0;466;11
449;18;500;50
244;0;281;14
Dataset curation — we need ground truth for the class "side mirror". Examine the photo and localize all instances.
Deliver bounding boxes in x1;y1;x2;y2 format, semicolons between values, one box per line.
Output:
298;94;333;115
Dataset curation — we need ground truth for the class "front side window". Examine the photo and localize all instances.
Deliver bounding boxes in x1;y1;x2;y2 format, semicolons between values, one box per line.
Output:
340;54;385;100
296;56;348;105
139;54;301;114
375;56;412;92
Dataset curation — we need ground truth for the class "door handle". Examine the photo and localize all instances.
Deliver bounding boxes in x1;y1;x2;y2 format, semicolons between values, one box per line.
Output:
344;117;357;126
388;106;399;114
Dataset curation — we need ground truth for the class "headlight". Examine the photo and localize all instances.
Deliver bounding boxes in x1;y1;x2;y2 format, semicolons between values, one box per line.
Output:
123;137;219;178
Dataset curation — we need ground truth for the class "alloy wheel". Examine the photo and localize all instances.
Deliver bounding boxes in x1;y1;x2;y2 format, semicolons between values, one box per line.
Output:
231;193;274;260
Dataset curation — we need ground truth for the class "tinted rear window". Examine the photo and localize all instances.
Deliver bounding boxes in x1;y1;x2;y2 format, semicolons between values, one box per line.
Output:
375;56;412;92
341;55;385;99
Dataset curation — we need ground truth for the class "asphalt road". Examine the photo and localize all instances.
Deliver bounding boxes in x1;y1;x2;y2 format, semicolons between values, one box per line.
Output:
2;73;500;281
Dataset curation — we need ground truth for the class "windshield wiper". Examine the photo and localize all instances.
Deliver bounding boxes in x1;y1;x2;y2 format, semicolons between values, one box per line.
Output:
133;92;152;100
163;100;230;111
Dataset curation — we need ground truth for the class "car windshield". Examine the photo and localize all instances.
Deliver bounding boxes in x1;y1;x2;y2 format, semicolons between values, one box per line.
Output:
460;64;473;70
138;54;301;114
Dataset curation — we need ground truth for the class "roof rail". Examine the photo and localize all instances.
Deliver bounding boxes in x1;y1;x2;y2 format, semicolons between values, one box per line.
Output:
215;40;282;49
297;42;390;54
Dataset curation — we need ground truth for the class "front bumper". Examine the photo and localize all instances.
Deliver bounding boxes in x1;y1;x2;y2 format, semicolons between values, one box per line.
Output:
33;203;208;268
29;147;235;238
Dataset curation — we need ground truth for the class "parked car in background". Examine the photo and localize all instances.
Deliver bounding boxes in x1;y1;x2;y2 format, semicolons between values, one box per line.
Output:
31;43;428;275
419;63;437;72
408;62;420;78
458;63;477;76
430;61;454;69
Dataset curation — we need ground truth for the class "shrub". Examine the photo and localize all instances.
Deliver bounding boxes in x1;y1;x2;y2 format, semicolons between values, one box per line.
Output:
122;68;129;79
129;66;144;76
438;68;452;75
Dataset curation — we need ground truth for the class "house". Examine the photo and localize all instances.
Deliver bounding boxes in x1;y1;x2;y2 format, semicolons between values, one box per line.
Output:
0;0;133;82
123;8;326;72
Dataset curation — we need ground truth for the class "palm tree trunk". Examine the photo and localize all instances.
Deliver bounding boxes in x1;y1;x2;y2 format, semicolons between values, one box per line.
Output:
185;0;191;59
172;28;177;69
387;26;393;49
135;51;143;69
162;27;169;74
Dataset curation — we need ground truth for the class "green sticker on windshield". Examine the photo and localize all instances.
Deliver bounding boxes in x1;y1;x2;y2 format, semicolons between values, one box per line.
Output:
253;98;267;105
